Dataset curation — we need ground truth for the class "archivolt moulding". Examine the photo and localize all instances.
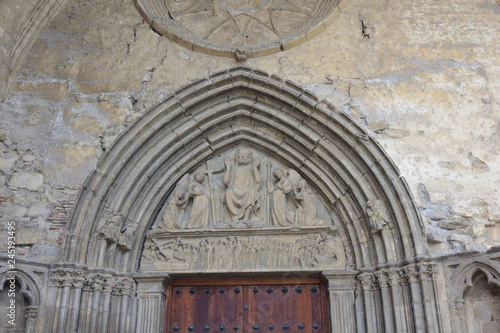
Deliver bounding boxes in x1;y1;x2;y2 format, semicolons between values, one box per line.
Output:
62;66;427;273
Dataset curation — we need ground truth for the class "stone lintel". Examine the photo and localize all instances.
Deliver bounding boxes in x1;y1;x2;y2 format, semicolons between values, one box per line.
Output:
149;225;338;238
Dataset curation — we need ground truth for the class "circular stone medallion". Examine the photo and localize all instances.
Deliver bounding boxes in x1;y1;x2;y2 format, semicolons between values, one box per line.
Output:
135;0;347;59
216;0;270;12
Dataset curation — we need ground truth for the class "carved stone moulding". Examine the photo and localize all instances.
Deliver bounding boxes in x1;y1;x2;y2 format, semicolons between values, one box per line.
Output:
141;225;345;273
134;0;348;59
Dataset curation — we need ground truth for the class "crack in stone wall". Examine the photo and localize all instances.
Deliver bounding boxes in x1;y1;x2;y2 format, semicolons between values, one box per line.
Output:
0;0;499;262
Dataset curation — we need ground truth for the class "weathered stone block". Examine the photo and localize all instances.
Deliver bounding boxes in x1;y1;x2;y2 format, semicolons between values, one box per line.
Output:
28;204;50;216
427;232;447;244
448;233;473;244
0;156;18;172
16;229;42;245
30;244;60;261
438;219;469;230
8;172;44;191
1;205;28;217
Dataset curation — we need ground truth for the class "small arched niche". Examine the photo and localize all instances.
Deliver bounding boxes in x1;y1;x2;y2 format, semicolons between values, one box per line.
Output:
464;271;500;332
0;271;40;333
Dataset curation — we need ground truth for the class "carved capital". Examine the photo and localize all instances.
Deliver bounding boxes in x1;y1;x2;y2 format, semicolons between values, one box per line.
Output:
25;305;38;327
49;277;65;288
418;263;437;282
454;298;466;317
112;278;135;296
102;277;115;293
50;268;86;288
72;277;85;289
82;273;106;292
403;264;420;284
374;270;390;288
387;268;404;287
322;271;357;292
357;273;377;291
82;279;94;292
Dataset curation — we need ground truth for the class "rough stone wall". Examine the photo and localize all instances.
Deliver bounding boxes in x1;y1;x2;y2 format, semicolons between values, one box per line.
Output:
0;0;39;100
0;0;499;263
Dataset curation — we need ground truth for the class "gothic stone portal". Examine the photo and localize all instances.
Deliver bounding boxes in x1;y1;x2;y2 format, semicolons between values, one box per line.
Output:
140;147;346;274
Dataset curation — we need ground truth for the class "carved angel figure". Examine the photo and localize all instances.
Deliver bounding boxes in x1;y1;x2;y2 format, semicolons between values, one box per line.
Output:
186;172;210;229
97;209;122;243
293;178;321;226
223;148;262;224
366;199;392;232
270;168;294;226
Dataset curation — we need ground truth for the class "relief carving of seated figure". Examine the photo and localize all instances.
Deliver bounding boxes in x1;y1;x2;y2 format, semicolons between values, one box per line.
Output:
293;178;323;226
158;189;189;230
223;148;262;226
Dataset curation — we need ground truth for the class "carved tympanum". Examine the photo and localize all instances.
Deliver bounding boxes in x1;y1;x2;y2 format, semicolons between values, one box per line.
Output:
153;148;328;230
159;180;189;229
142;147;344;273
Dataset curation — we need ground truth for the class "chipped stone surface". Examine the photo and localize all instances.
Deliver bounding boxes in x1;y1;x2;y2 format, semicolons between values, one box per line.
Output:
0;0;498;296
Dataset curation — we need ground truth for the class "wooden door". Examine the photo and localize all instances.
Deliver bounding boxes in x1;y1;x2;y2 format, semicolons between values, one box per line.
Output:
165;278;330;333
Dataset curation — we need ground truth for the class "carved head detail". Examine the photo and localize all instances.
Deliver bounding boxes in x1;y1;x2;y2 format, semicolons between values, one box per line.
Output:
194;172;206;183
298;178;307;190
273;168;284;180
236;149;252;165
173;189;184;199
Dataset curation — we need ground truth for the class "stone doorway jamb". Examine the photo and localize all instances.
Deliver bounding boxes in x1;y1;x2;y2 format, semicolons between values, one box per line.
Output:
321;270;358;333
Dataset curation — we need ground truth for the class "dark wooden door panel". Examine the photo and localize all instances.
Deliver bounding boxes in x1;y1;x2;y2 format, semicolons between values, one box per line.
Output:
165;278;330;333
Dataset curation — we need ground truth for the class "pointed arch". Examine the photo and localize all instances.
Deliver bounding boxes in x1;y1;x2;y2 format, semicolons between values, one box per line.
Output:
450;258;500;300
0;268;41;306
62;66;428;273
